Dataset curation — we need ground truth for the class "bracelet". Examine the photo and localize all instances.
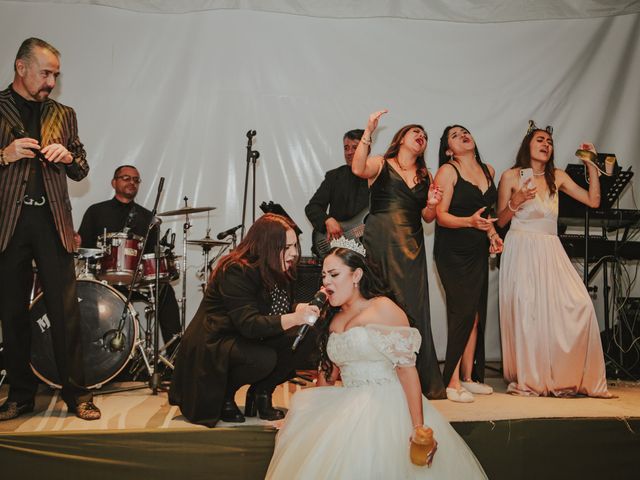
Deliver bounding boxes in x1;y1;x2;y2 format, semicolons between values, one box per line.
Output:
507;200;519;212
360;136;372;146
0;148;7;166
489;232;498;240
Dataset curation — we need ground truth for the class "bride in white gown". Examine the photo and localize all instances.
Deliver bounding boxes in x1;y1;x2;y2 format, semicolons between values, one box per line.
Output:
266;244;487;479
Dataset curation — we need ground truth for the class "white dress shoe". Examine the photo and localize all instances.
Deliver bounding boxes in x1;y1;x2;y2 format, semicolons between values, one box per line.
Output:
461;380;493;395
446;387;474;403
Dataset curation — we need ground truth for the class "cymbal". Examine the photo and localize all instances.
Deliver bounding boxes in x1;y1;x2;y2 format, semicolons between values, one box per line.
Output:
187;238;230;247
157;206;216;217
76;248;103;258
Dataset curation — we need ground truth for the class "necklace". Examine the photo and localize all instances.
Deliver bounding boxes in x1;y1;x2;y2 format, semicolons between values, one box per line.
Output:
394;158;411;171
533;170;545;176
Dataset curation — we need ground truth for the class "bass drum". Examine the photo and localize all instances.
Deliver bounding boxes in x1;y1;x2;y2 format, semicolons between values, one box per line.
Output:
29;279;138;389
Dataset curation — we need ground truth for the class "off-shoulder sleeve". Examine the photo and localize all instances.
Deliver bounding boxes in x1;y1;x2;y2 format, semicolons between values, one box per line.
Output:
365;325;422;367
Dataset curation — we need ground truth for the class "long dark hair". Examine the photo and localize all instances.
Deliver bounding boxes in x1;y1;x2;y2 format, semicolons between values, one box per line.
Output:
513;129;556;196
437;125;484;166
317;247;397;381
383;124;429;184
210;213;299;290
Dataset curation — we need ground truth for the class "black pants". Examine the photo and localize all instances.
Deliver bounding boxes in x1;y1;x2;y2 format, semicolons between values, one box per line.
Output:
0;205;91;406
225;328;318;398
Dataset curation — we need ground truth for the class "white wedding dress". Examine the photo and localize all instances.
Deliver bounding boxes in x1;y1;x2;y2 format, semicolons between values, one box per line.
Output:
266;325;487;479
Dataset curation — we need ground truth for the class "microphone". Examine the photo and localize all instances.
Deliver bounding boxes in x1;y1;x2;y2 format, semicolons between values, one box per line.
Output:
217;224;243;240
123;206;137;233
11;126;59;171
292;290;328;351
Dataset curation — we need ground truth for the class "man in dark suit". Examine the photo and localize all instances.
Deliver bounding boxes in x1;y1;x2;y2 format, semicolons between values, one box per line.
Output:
304;129;369;255
0;38;100;420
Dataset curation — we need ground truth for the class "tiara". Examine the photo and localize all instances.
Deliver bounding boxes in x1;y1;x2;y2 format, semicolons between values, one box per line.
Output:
330;236;366;257
526;120;553;136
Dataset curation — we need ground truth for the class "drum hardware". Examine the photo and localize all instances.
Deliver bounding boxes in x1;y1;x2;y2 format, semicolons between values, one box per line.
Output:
75;247;103;280
188;226;231;293
158;198;217;333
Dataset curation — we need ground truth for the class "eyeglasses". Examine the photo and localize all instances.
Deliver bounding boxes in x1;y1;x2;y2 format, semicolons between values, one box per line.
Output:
115;175;142;184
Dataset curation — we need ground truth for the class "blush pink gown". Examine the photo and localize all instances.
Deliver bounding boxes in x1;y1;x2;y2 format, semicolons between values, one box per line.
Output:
499;190;610;397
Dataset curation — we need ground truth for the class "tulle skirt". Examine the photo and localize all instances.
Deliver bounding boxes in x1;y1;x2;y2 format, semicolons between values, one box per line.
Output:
266;380;487;479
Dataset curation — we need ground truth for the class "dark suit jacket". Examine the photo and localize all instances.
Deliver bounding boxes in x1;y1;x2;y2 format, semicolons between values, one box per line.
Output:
304;164;369;233
169;263;286;427
0;86;89;253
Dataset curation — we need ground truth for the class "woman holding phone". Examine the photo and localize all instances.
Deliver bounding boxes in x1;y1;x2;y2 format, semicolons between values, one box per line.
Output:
496;122;610;398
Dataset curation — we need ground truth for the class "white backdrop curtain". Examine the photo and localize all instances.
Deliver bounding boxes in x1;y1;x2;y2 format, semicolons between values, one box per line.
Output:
1;1;639;361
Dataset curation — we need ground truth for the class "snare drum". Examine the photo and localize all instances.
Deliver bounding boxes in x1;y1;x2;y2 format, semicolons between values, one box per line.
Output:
29;278;138;389
96;232;143;285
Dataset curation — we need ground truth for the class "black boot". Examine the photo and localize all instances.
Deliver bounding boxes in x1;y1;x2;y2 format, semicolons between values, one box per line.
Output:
220;399;245;423
245;388;285;421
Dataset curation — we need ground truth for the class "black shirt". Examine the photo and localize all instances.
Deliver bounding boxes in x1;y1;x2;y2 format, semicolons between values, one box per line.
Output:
78;197;158;252
10;87;45;199
304;164;369;233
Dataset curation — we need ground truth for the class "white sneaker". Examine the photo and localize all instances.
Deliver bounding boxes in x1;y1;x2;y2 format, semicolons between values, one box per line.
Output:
461;380;493;395
446;387;474;403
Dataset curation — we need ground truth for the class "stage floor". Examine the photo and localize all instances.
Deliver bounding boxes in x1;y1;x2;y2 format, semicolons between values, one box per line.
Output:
1;377;638;433
1;378;639;480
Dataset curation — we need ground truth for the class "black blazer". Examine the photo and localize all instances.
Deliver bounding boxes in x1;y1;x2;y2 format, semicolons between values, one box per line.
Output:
0;86;89;253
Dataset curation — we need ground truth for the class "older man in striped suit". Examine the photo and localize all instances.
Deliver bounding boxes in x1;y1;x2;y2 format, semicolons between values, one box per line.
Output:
0;38;100;420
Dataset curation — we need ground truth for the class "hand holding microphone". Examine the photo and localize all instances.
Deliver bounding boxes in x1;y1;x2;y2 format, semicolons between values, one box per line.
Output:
292;290;327;351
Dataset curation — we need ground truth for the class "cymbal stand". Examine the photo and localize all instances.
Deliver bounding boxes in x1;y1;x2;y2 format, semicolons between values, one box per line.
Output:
180;196;192;333
240;130;260;241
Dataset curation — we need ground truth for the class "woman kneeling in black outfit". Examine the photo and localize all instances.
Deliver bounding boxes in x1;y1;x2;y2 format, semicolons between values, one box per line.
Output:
169;213;321;427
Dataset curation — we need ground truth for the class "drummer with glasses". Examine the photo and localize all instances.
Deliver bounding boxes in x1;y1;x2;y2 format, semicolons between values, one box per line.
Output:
77;165;181;353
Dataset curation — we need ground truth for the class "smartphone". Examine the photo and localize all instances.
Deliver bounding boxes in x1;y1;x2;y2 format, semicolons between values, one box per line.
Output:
519;168;533;188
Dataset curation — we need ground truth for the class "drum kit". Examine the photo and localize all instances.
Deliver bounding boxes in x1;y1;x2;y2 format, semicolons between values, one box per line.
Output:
27;203;233;392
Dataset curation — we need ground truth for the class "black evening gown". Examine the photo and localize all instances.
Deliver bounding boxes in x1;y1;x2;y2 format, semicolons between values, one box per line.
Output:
434;162;497;386
363;161;446;399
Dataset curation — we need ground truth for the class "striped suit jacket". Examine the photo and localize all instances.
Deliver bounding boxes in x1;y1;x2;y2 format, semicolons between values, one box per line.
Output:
0;86;89;253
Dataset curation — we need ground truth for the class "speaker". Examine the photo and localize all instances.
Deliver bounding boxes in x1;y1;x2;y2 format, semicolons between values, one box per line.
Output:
294;257;322;304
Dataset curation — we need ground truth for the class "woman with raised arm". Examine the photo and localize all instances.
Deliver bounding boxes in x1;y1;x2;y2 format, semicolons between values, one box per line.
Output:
433;125;502;403
169;213;321;427
496;122;610;397
266;244;487;479
351;110;445;399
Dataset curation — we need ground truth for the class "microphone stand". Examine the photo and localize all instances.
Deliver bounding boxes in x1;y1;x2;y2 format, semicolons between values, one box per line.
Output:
106;177;165;396
240;130;260;240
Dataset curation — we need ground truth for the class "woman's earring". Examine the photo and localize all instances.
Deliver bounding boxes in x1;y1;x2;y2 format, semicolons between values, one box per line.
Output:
449;154;454;162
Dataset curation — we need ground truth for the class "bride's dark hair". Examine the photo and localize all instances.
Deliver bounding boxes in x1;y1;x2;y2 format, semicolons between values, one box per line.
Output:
317;247;397;381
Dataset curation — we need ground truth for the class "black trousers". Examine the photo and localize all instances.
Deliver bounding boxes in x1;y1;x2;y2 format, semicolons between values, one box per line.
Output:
0;205;91;406
226;328;318;398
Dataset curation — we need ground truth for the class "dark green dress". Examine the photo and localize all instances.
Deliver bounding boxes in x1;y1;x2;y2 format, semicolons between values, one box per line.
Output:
434;162;497;387
363;161;446;399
